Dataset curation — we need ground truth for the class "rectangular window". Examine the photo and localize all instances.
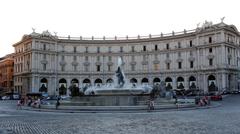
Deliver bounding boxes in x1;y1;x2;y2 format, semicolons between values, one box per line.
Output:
108;65;111;71
61;65;65;71
120;46;123;52
166;53;169;58
108;56;112;61
97;47;100;53
43;64;46;71
43;44;46;50
108;47;111;53
209;59;213;66
209;37;212;43
167;63;170;70
143;55;146;61
190;61;194;68
131;65;135;71
85;56;88;61
143;46;146;51
74;47;77;52
73;56;77;61
154;64;159;71
190;51;193;56
178;42;181;48
228;58;231;65
178;62;182;69
155;45;158;51
61;55;64;60
166;44;169;50
178;52;181;57
190;40;193;47
85;47;88;53
43;54;46;59
85;66;88;72
97;56;100;61
131;55;135;61
97;65;101;72
74;65;77;71
131;46;135;52
209;48;212;53
228;47;230;53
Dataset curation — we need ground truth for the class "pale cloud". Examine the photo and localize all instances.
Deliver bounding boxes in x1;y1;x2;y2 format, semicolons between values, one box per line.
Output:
0;0;239;57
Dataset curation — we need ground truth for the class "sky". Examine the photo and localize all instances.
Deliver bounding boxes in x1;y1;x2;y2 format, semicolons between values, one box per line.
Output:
0;0;239;57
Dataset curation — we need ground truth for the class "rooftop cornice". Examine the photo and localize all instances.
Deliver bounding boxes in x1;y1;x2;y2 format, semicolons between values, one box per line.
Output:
17;22;239;45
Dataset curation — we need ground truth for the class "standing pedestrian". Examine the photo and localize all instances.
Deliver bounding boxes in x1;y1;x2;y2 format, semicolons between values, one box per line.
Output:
16;100;22;110
56;97;60;110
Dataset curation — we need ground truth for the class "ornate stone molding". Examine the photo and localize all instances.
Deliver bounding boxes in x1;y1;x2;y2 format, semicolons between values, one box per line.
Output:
83;61;90;66
107;61;113;66
153;60;160;64
59;61;66;66
207;55;214;59
176;58;183;62
141;61;148;65
95;61;102;66
72;61;78;66
188;57;195;62
41;60;48;64
165;59;171;63
130;61;137;65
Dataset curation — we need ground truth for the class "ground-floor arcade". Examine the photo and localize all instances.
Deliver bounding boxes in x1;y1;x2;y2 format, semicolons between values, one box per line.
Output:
14;70;239;96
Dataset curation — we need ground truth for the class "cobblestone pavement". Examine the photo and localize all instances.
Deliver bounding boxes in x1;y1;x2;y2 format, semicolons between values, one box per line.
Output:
0;95;240;134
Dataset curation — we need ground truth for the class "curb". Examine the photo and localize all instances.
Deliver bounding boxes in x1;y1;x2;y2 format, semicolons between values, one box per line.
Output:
22;102;221;113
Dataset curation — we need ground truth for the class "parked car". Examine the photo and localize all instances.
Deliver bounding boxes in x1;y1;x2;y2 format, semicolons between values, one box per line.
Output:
221;90;231;95
231;90;240;94
2;96;10;100
210;93;222;101
47;96;58;100
60;95;71;100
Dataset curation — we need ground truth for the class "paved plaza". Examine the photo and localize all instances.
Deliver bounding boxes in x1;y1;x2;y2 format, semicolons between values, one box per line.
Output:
0;95;239;134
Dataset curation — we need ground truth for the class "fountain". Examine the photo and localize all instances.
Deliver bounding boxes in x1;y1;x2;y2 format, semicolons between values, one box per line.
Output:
84;57;151;95
41;57;193;110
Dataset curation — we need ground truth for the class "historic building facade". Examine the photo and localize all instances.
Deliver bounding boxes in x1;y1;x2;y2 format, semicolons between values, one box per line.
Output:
0;54;14;96
13;21;240;96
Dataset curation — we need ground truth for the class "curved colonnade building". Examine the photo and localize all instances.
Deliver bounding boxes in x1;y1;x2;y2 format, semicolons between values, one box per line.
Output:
13;22;240;96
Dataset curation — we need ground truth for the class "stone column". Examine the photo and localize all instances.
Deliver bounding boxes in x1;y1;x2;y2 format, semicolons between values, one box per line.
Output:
184;76;189;90
203;74;208;93
48;77;55;96
31;76;35;93
172;77;177;90
216;73;222;92
221;46;225;66
31;52;35;71
67;78;71;96
37;76;40;93
232;74;238;90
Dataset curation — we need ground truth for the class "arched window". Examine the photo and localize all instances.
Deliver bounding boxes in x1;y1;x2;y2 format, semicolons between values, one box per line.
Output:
141;78;149;84
59;78;67;95
39;78;48;92
71;79;79;87
130;78;138;83
106;78;114;83
165;77;173;90
153;77;161;83
177;77;184;89
208;75;217;92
